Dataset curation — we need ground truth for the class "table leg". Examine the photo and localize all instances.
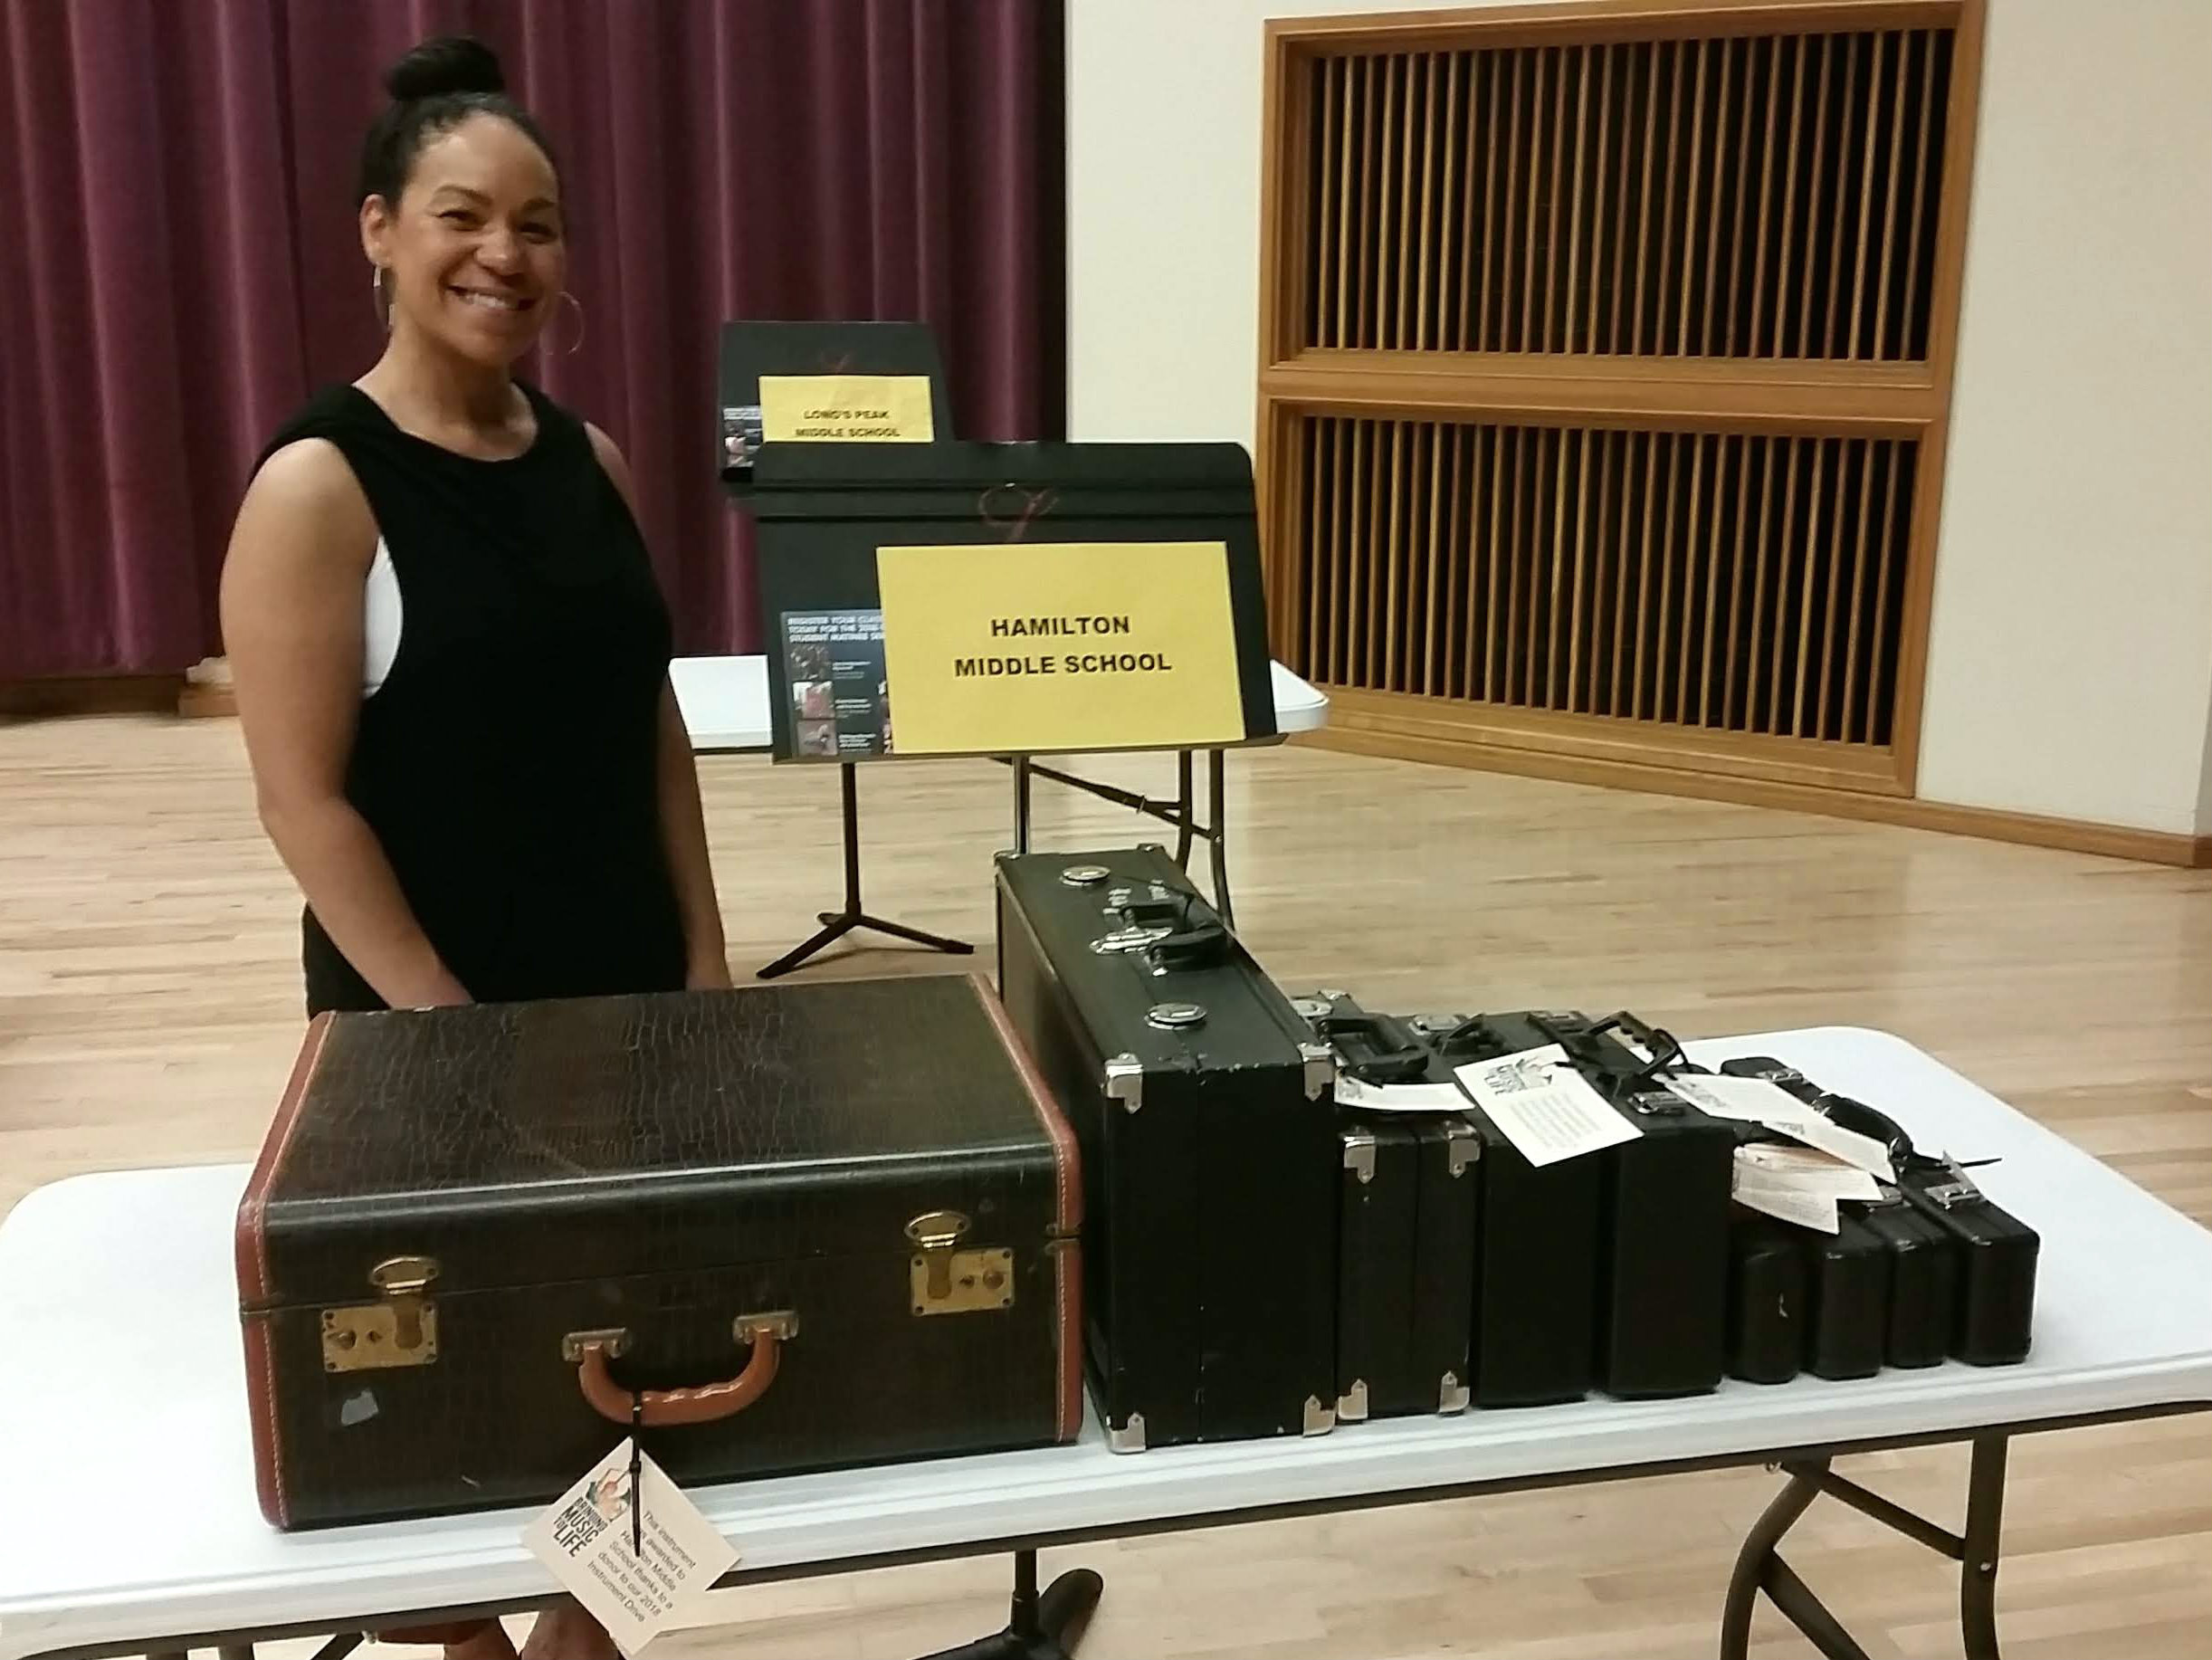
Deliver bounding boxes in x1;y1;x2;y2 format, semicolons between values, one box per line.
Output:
1720;1462;1824;1660
1721;1440;2012;1660
1961;1436;2009;1660
1206;749;1234;930
1015;756;1033;854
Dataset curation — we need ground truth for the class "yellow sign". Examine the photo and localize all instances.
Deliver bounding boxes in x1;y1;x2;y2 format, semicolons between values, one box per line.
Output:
758;375;935;443
875;541;1244;756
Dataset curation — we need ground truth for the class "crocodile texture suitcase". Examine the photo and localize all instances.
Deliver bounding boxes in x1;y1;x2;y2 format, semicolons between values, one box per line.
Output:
994;846;1338;1450
1409;1010;1604;1407
235;974;1081;1529
1301;996;1478;1421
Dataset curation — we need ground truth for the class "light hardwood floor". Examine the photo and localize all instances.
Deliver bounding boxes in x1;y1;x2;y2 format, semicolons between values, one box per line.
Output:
3;713;2208;1659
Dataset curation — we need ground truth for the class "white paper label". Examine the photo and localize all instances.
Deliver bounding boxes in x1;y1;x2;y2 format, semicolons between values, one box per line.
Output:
1736;1143;1883;1200
1453;1045;1641;1167
1732;1167;1842;1233
522;1438;739;1654
1663;1073;1896;1181
1334;1073;1472;1112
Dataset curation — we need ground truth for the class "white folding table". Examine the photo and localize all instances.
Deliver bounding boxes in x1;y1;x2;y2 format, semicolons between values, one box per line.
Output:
3;1026;2207;1660
669;655;1330;974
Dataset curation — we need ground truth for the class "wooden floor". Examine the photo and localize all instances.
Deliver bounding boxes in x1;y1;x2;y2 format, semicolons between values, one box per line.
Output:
3;712;2208;1658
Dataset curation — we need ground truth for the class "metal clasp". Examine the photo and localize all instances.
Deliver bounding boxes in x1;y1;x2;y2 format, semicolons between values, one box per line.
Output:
322;1255;442;1373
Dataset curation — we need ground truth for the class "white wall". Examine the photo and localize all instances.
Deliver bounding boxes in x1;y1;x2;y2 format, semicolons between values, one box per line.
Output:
1067;0;2212;834
1916;0;2212;834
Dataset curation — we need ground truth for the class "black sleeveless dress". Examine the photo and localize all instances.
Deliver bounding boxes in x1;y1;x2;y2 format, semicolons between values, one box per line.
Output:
259;381;688;1016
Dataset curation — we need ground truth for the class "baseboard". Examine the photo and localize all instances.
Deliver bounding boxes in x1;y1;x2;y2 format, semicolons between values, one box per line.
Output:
1295;726;2211;868
0;675;186;718
176;682;237;718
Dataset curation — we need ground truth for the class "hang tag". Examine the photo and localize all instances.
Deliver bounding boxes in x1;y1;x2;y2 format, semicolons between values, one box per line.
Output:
1454;1044;1642;1167
1334;1073;1472;1112
1731;1159;1843;1234
522;1438;739;1655
1736;1143;1883;1201
1663;1073;1896;1181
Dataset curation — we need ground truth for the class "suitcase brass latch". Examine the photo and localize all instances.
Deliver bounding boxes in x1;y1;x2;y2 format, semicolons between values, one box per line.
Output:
907;1211;1014;1316
321;1255;441;1373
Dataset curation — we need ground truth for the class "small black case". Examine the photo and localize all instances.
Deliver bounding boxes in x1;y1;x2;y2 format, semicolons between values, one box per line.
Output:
1416;1010;1604;1407
1897;1159;2039;1366
1849;1184;1958;1369
1533;1012;1735;1400
1804;1215;1890;1381
1727;1213;1808;1385
1308;995;1478;1419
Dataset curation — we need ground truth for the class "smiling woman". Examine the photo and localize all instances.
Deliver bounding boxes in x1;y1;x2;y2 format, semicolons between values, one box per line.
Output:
213;37;728;1660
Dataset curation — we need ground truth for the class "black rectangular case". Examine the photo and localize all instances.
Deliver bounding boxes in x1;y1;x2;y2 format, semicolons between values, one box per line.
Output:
1522;1012;1736;1399
1410;1010;1604;1407
994;846;1339;1449
1804;1215;1891;1380
1850;1186;1958;1369
1304;995;1478;1420
1727;1213;1808;1385
1898;1159;2039;1365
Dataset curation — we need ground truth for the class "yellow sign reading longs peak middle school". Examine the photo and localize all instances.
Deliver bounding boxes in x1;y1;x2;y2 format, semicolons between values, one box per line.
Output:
758;375;935;442
875;541;1244;756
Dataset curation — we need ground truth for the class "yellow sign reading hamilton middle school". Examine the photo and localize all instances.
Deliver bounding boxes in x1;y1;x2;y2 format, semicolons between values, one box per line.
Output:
758;375;935;443
875;541;1244;756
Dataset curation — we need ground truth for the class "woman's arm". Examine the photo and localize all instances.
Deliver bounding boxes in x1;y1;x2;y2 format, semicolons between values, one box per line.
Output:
219;440;472;1008
586;424;730;987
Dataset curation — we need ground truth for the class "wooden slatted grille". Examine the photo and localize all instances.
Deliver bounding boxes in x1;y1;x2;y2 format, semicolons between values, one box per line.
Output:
1290;415;1918;744
1302;27;1955;358
1258;1;1981;797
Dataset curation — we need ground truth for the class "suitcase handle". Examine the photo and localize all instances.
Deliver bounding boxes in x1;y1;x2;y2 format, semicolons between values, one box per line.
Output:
565;1312;796;1429
1319;1008;1428;1083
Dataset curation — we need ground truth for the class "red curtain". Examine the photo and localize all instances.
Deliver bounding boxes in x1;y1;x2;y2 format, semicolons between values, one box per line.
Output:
0;0;1063;677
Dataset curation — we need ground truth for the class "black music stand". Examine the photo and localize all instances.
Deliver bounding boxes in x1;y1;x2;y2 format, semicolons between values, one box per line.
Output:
719;320;972;978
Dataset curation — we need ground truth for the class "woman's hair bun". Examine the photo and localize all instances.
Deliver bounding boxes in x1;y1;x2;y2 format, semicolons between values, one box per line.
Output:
384;35;506;102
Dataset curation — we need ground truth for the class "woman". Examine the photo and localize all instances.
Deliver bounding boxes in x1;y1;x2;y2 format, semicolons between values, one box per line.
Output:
220;35;721;1660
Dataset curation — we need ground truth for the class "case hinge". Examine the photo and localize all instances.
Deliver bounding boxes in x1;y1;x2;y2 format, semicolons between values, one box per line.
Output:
1303;1395;1336;1436
1341;1131;1378;1185
1438;1371;1470;1415
1104;1053;1144;1112
1445;1119;1480;1178
1301;1041;1334;1101
1337;1379;1370;1422
1108;1412;1147;1453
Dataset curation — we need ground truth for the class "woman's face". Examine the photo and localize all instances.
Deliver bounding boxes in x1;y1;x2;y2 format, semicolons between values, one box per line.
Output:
362;112;566;369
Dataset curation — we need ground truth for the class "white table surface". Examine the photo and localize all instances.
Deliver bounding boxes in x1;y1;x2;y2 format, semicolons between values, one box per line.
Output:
671;654;1330;752
4;1026;2209;1657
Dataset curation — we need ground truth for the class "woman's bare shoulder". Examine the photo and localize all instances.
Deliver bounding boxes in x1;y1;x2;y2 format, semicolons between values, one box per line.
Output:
230;438;377;577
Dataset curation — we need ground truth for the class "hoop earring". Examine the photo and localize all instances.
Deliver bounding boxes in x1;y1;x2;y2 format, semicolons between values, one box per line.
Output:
370;267;393;332
554;291;586;356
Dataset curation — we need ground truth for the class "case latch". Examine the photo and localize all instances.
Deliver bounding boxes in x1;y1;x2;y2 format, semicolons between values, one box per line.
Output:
907;1211;1014;1316
321;1255;441;1373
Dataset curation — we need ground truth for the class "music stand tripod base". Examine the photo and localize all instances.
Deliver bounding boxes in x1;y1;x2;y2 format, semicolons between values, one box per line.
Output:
757;760;973;979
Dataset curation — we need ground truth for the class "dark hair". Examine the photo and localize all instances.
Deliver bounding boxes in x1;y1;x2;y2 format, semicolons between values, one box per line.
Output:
357;36;560;208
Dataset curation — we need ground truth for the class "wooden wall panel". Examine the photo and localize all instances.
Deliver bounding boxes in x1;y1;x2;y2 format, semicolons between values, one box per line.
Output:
1260;0;1981;796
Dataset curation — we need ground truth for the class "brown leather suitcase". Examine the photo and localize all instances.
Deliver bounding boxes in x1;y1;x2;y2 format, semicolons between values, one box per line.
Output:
235;975;1082;1529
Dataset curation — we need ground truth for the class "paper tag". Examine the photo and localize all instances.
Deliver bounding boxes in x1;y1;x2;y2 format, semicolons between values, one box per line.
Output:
1663;1073;1896;1181
1334;1073;1471;1112
1736;1143;1883;1200
1453;1045;1642;1167
1732;1165;1842;1234
522;1439;739;1654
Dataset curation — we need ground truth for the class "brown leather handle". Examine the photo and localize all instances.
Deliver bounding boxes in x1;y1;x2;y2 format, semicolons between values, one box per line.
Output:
569;1316;790;1428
